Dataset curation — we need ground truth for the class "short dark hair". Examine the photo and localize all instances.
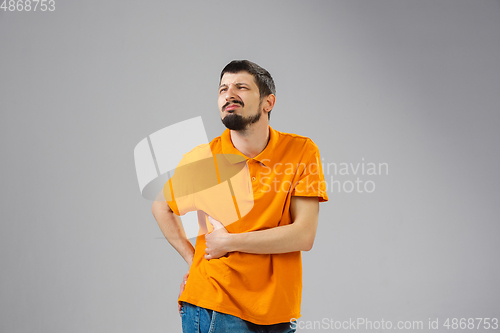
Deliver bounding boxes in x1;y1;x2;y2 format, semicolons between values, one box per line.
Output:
220;60;276;119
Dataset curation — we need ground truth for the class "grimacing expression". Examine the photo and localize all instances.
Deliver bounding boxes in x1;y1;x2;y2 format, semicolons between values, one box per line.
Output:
218;72;264;131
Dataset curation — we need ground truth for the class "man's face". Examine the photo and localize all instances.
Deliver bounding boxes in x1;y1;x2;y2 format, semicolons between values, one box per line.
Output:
218;71;263;131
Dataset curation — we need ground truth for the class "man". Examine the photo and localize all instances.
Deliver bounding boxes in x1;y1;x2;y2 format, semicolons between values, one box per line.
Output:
152;60;328;332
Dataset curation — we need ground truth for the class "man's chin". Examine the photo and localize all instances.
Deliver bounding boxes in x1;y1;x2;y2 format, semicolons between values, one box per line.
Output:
221;110;262;131
221;121;245;131
221;115;246;131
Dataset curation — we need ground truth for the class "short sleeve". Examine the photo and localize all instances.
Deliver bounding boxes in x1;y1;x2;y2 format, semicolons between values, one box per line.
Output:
290;140;329;202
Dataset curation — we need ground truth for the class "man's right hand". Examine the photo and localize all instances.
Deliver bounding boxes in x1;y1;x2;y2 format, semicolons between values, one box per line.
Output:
178;271;189;316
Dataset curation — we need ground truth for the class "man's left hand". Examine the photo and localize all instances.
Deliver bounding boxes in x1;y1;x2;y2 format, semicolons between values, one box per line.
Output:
204;216;231;260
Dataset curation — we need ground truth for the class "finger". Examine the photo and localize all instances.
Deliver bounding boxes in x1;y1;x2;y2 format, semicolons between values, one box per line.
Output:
207;216;224;230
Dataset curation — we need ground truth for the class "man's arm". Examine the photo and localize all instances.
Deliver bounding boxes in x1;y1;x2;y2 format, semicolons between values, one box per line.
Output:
151;201;195;267
204;196;319;259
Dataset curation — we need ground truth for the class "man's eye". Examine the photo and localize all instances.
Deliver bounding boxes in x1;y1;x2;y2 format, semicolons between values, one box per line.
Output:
219;88;227;93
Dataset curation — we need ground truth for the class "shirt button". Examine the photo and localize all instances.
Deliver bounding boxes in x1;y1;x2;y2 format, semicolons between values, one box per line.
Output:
252;177;256;182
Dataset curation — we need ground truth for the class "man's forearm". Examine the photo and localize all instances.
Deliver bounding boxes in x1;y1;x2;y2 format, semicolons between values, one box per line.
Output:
228;222;314;254
208;196;319;256
152;201;195;267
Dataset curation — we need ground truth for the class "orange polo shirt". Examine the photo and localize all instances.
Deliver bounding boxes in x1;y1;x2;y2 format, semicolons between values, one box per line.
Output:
163;126;328;325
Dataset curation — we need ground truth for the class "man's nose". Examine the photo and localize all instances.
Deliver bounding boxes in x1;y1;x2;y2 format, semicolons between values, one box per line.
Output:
224;85;237;101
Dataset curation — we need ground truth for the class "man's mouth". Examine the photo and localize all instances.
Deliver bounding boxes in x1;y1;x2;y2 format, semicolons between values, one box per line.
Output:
225;104;241;111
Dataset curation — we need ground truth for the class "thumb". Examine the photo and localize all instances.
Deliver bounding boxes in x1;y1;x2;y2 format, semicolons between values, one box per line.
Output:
207;215;224;230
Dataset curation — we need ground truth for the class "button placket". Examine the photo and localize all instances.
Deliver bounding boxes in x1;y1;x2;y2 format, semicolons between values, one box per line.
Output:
248;159;258;183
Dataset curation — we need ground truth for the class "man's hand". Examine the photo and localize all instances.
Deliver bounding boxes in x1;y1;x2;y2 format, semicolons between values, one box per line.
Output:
204;216;231;260
178;271;189;316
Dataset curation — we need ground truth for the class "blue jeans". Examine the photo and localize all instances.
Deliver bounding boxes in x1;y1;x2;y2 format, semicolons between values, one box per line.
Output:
181;302;297;333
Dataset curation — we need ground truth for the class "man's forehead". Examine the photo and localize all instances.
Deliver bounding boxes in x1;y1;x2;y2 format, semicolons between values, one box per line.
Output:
220;71;257;86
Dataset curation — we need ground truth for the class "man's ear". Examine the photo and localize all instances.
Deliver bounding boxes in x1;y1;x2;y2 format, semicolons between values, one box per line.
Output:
262;94;276;112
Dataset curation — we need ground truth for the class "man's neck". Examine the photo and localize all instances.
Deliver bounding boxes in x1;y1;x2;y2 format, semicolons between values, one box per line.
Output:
229;120;270;159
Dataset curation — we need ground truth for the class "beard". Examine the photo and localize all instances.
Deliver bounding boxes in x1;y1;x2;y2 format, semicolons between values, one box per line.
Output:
221;109;262;131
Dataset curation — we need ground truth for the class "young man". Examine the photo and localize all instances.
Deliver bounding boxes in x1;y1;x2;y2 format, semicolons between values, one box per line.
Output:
152;60;328;332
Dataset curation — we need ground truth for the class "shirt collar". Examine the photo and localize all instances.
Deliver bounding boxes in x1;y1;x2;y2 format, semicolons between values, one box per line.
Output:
221;125;279;167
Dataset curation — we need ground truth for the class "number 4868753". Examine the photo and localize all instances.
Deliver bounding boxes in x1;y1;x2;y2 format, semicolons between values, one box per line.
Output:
1;0;56;11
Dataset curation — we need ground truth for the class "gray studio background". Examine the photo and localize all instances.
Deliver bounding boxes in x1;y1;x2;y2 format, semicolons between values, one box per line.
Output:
1;1;499;332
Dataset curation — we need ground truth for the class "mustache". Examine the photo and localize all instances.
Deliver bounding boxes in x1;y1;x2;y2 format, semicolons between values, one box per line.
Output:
223;100;244;111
